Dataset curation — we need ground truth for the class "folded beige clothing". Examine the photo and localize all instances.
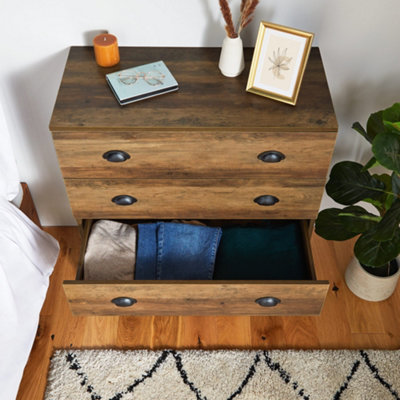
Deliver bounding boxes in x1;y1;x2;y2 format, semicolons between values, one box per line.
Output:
84;220;137;280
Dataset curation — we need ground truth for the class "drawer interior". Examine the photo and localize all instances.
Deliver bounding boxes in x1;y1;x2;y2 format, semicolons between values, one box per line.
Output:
75;219;315;282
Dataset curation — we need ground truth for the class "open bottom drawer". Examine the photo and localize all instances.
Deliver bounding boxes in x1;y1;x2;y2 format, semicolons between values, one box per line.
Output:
63;219;329;316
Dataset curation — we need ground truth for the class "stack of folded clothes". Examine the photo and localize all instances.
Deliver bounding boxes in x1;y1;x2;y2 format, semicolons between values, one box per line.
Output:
135;221;222;279
213;221;310;280
84;220;137;280
84;220;222;280
84;219;309;281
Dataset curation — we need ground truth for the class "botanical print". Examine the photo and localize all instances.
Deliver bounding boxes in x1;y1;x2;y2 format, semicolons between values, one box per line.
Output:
256;31;304;95
268;48;292;80
247;22;313;104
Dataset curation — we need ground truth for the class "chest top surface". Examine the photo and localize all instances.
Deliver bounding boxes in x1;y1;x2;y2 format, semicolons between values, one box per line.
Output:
49;46;337;133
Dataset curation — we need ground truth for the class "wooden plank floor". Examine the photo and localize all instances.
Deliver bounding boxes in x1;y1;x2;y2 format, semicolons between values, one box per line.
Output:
17;226;400;400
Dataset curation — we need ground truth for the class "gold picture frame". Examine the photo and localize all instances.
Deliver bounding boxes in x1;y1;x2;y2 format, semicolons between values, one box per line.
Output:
246;21;314;106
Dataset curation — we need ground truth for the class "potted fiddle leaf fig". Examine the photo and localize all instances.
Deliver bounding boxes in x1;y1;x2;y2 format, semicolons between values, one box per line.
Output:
315;102;400;301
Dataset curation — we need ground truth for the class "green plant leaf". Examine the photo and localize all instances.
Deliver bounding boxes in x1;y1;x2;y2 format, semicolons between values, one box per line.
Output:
366;110;385;139
352;121;373;143
372;131;400;174
315;206;379;241
384;121;400;132
315;208;358;241
354;229;400;267
392;172;400;196
362;157;378;171
382;103;400;133
326;161;385;205
340;206;381;233
371;200;400;241
373;173;393;189
385;195;396;212
382;102;400;124
362;197;385;213
372;173;395;211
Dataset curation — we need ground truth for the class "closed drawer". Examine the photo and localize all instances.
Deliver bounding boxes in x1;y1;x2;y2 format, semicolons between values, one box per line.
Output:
63;219;329;316
53;130;336;179
64;178;326;220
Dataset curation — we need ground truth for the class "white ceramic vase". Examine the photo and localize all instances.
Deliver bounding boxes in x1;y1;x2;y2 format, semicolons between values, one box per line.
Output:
344;256;400;302
218;36;245;78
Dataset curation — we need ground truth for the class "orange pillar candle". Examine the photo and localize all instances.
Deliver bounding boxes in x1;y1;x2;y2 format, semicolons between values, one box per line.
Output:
93;34;120;67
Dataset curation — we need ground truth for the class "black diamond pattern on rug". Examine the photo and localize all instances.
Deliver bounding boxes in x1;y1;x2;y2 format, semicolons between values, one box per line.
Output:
360;350;400;399
45;349;400;400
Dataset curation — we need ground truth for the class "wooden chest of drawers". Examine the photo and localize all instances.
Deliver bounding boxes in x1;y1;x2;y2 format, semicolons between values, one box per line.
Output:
50;46;337;316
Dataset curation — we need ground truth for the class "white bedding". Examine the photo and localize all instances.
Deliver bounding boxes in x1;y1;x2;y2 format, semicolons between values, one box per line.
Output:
0;96;60;399
0;200;59;400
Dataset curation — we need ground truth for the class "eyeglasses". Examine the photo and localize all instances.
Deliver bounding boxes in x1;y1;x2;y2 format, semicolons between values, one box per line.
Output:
118;69;165;86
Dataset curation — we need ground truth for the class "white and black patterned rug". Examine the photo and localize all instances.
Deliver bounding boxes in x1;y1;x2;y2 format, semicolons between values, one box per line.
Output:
45;349;400;400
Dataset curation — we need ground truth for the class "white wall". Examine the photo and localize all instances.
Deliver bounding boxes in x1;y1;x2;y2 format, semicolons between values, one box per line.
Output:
1;0;399;225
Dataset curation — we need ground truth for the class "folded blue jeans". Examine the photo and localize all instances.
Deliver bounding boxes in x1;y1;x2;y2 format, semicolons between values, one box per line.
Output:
135;222;222;280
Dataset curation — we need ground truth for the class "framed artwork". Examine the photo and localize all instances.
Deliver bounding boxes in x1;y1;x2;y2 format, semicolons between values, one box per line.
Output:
246;21;314;106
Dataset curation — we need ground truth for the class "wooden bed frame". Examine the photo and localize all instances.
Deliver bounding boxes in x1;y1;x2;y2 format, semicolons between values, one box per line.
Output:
19;183;41;227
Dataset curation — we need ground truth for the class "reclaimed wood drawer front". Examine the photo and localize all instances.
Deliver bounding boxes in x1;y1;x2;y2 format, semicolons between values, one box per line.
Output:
62;219;329;316
53;131;336;179
64;178;326;220
63;282;329;316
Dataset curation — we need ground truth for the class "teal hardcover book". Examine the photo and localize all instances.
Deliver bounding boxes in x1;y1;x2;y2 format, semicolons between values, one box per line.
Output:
106;61;179;105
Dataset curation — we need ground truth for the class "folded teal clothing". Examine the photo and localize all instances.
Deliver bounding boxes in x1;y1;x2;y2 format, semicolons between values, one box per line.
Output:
213;221;311;280
135;222;222;280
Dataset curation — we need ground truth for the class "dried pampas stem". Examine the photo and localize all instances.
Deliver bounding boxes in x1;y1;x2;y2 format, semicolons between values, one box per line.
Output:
219;0;238;38
238;0;259;34
218;0;259;38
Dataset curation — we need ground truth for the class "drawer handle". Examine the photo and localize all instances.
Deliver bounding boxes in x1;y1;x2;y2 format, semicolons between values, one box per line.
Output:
111;297;137;307
255;297;281;307
257;150;285;163
103;150;131;163
254;195;279;206
112;195;137;206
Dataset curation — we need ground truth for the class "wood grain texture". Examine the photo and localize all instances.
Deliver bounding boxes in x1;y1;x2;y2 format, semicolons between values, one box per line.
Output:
63;281;329;316
17;228;400;400
19;182;41;226
53;130;336;179
64;178;326;220
50;47;337;133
